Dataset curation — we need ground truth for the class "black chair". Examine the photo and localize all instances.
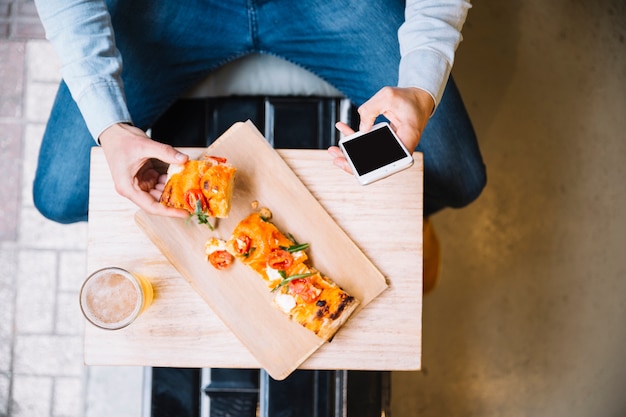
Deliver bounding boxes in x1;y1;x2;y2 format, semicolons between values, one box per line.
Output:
147;54;391;417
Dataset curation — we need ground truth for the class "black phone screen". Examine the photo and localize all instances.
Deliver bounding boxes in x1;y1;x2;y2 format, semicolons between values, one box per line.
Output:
342;127;409;175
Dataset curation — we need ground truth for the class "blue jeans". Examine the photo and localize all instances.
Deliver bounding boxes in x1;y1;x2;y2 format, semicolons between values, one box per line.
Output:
33;0;486;223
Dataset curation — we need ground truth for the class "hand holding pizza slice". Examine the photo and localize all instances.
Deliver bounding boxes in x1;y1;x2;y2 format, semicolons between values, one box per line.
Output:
160;155;236;226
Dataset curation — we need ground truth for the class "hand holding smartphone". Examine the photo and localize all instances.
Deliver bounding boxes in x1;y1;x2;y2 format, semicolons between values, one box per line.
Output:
338;122;414;185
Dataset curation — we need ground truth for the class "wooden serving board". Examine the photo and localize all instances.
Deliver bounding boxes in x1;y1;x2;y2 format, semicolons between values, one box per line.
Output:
135;121;388;380
86;138;423;375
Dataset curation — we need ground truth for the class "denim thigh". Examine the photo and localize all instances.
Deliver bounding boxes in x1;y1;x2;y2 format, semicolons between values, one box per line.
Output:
34;0;485;223
255;0;486;215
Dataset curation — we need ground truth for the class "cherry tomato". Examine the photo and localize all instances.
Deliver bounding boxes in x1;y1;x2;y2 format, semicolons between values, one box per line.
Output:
233;235;252;256
267;249;293;270
184;189;207;212
288;278;321;303
208;250;234;270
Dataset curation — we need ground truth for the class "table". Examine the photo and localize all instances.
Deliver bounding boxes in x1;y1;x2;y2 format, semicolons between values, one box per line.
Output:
85;138;423;373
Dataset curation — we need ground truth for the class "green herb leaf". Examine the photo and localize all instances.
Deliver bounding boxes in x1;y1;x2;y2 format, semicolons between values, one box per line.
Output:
280;243;310;253
242;247;256;258
271;272;316;293
188;200;215;230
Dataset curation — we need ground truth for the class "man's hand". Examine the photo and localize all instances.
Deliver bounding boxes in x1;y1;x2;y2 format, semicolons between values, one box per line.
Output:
98;123;190;217
328;86;434;174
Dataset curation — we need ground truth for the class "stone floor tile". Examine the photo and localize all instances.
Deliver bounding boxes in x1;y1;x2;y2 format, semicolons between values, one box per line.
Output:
0;241;17;288
0;22;9;38
0;244;17;346
21;122;45;208
55;291;85;336
0;3;10;18
13;18;44;39
0;283;15;340
53;376;85;417
58;251;87;292
24;79;56;123
18;207;87;250
0;335;11;373
11;375;53;417
0;121;22;241
0;41;25;117
15;249;56;333
85;367;144;417
26;40;60;83
15;0;39;18
13;334;83;377
0;373;9;417
8;1;44;40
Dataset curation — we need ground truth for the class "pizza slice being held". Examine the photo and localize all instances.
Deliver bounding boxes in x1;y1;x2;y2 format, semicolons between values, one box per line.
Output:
160;155;236;223
207;210;359;341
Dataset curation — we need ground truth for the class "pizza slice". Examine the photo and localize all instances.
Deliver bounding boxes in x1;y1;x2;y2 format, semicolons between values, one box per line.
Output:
160;155;236;220
206;210;359;341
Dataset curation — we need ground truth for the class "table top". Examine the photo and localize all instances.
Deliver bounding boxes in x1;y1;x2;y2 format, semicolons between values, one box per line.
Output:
85;136;423;372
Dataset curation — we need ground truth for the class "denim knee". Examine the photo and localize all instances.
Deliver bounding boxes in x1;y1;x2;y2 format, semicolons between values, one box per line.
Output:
423;157;487;217
32;176;89;224
447;161;488;209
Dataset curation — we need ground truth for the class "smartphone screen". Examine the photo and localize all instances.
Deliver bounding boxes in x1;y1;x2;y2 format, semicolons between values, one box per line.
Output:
342;126;410;176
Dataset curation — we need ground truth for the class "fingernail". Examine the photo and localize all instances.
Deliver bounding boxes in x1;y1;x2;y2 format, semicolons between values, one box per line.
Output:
175;152;186;161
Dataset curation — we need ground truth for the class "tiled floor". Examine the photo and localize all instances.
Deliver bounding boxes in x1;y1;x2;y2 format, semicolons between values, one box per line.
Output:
2;1;626;417
0;5;143;416
0;0;44;40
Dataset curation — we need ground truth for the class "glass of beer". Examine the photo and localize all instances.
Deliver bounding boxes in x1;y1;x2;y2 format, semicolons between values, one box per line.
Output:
79;267;154;330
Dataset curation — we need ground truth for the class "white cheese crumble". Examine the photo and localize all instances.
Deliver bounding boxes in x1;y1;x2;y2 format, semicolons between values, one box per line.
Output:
274;293;296;314
265;265;283;281
205;238;227;256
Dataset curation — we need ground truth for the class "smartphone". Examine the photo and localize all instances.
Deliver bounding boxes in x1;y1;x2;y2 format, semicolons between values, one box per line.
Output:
338;122;414;185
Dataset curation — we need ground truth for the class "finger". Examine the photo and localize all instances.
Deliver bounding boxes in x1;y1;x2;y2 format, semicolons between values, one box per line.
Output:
332;156;353;175
133;189;188;218
358;94;387;132
136;167;161;192
149;188;162;201
335;122;355;137
157;173;169;185
357;111;378;133
327;146;343;159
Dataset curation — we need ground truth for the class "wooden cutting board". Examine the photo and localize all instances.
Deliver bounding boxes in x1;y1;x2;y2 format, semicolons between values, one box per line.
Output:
135;121;388;380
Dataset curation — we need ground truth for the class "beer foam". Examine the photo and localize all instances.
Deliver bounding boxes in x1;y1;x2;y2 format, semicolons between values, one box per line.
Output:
82;271;140;328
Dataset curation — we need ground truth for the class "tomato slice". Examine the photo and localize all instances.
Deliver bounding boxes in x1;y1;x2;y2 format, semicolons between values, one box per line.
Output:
184;189;207;212
267;249;293;270
233;235;252;256
288;278;321;303
206;155;227;164
208;250;234;270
